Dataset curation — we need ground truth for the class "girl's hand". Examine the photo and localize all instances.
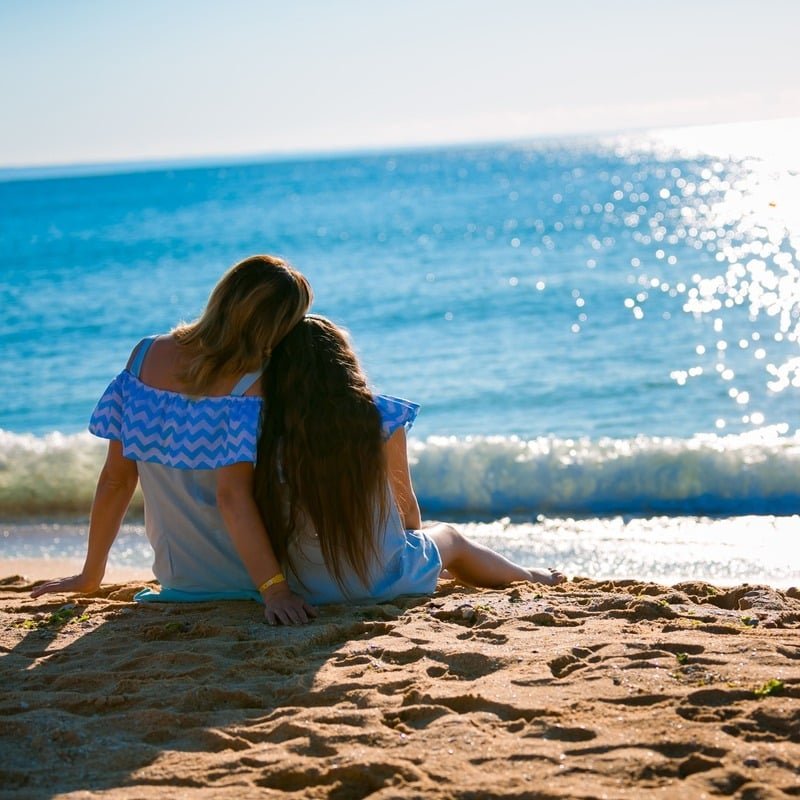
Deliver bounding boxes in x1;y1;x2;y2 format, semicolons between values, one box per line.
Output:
30;573;102;599
261;583;317;625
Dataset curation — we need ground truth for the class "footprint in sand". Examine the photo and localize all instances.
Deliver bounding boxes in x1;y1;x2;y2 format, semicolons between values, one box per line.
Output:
546;643;613;679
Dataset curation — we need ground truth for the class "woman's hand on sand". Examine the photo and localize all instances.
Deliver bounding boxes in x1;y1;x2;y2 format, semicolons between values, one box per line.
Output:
261;583;317;625
30;572;102;599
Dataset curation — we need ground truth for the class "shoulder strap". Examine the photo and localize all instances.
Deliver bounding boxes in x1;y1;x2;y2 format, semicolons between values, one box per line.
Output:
230;366;265;397
128;335;159;378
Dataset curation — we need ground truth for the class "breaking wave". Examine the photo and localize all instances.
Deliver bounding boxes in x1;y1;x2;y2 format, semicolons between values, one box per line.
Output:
1;427;799;518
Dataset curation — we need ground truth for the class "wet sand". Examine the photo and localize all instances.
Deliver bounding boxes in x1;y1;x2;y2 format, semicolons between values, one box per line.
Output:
1;558;151;584
1;575;799;799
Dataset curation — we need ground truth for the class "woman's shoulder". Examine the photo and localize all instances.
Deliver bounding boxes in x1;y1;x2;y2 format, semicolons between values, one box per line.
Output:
123;333;180;378
127;333;263;397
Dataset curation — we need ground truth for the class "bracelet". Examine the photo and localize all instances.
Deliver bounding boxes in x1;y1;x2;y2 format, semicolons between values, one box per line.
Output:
258;573;286;593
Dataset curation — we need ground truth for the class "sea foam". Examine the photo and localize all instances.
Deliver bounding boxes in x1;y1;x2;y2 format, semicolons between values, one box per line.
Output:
1;427;798;518
409;427;800;515
0;430;121;516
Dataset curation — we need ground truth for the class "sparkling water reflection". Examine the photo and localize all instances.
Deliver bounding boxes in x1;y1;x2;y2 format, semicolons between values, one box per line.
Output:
1;120;798;440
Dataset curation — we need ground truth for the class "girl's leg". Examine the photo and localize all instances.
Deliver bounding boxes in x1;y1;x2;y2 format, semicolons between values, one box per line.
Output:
425;523;566;587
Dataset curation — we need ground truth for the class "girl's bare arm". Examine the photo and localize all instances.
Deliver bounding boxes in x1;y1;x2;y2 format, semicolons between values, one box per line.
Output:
385;427;422;529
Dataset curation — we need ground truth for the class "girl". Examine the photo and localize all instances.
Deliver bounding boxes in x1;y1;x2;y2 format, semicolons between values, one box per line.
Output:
255;315;566;604
32;255;317;625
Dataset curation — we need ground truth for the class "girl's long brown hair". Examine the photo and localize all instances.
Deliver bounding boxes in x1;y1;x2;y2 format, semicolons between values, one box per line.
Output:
173;255;312;394
255;315;389;593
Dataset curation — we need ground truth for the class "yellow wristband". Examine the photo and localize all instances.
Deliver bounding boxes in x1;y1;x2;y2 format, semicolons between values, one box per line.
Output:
258;573;286;593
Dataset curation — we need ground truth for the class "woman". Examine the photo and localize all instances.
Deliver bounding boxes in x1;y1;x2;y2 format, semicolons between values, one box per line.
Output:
255;315;565;604
32;255;317;625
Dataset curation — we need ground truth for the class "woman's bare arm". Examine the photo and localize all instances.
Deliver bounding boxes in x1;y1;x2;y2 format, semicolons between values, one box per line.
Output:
385;427;422;529
216;461;317;625
31;440;139;597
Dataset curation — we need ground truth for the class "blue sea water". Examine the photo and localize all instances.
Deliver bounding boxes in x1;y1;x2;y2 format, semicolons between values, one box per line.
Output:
2;122;799;584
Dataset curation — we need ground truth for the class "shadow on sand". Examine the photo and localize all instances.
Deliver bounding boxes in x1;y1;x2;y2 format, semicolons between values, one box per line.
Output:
0;575;429;799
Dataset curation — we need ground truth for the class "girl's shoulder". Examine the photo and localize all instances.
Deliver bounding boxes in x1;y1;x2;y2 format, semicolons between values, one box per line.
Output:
373;394;420;439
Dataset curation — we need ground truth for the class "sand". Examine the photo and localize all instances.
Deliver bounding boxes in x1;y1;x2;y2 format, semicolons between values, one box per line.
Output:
1;575;799;799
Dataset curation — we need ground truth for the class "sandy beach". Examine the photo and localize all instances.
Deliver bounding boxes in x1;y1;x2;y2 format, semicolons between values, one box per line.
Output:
1;575;798;799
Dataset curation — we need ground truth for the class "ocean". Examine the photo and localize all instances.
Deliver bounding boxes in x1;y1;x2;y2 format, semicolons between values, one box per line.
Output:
2;120;799;587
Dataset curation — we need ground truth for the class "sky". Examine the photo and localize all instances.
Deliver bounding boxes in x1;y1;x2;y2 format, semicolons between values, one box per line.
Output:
1;0;799;168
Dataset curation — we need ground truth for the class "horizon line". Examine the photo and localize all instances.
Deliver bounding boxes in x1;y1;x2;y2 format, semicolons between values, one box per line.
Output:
0;123;629;181
2;115;798;184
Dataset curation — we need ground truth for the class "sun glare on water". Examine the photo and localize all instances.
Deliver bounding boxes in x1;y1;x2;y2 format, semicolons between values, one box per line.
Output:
610;118;800;436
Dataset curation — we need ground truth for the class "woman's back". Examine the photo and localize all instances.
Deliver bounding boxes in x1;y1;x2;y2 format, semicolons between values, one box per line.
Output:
91;334;265;600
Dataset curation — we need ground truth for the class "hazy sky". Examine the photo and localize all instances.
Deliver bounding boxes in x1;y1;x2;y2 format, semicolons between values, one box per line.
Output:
1;0;798;167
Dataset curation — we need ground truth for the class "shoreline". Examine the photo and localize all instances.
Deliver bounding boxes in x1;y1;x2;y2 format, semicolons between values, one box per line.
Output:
1;558;152;584
5;553;798;594
4;513;800;591
3;575;798;798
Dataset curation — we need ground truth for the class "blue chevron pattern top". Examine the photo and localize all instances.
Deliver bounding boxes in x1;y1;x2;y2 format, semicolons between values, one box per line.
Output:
89;370;263;469
89;369;420;470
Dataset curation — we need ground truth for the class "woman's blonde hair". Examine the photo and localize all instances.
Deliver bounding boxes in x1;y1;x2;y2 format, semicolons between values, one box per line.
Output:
255;315;388;594
173;255;312;393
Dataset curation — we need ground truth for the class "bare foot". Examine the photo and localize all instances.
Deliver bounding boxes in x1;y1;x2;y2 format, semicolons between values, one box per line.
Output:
528;567;567;585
